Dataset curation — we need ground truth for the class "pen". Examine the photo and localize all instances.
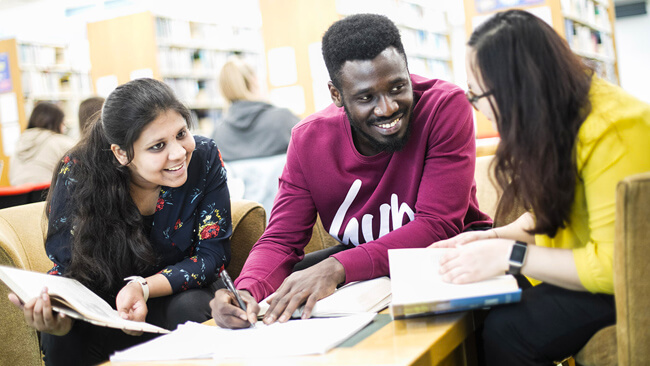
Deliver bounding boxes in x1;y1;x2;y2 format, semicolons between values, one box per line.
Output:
219;269;254;327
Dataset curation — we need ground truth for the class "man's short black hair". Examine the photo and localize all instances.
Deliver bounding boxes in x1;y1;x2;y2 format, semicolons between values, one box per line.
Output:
322;13;407;89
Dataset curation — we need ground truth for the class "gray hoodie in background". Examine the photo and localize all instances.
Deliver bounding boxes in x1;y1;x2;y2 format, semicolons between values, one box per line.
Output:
9;128;75;186
212;100;300;161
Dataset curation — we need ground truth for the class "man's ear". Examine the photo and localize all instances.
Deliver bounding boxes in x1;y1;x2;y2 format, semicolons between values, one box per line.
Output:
110;144;129;166
328;81;343;108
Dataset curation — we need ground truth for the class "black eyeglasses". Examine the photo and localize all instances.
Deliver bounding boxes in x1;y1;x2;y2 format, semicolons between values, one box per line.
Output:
465;89;493;110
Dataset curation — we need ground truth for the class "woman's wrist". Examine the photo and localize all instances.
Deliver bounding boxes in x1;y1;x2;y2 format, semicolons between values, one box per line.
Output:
124;276;149;302
489;228;500;239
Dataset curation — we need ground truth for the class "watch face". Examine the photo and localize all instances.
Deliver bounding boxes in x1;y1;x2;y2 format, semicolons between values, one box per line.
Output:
511;243;527;263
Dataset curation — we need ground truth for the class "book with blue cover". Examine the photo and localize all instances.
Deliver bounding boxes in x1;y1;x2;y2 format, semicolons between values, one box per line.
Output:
388;248;521;319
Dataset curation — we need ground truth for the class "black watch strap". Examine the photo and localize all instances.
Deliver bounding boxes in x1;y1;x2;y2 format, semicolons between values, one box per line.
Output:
507;241;528;275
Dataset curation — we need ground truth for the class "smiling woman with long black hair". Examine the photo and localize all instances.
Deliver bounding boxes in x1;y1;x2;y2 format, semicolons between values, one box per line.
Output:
8;78;232;365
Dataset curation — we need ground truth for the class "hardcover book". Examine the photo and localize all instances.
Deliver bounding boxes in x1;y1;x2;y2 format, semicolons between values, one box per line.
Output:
388;248;521;319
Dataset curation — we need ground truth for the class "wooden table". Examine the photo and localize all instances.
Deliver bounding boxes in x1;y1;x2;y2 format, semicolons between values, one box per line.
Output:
103;310;477;366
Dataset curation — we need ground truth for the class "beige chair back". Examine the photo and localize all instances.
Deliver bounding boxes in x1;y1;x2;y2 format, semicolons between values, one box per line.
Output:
614;171;650;365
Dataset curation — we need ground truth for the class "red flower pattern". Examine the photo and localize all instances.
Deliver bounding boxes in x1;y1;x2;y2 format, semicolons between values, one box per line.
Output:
156;197;165;212
199;223;220;240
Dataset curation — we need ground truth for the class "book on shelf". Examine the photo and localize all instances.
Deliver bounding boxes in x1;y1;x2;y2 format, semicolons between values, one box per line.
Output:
0;265;169;334
258;276;391;318
388;248;521;319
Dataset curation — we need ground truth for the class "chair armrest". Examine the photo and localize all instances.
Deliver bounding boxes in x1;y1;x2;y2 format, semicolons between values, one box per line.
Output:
304;216;341;254
0;201;50;366
615;171;650;365
0;201;50;272
228;199;266;279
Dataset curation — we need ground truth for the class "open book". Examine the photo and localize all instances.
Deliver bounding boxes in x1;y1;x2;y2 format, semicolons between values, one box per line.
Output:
388;248;521;319
0;265;169;334
258;276;391;318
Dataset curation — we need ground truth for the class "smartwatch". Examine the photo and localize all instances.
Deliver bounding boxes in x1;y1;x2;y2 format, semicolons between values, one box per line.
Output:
507;241;528;275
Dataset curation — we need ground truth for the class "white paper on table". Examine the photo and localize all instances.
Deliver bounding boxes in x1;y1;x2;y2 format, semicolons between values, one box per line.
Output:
110;313;377;362
258;276;391;318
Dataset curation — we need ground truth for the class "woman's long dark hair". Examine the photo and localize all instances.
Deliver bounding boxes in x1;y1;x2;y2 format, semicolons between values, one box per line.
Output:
46;78;193;293
27;102;65;133
468;10;593;237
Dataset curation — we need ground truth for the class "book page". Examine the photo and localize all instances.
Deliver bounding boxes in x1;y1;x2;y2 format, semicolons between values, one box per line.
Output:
110;313;377;362
389;248;519;308
258;276;391;318
0;265;169;334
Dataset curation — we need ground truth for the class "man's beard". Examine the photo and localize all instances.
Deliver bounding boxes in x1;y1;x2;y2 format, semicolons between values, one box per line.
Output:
345;108;412;154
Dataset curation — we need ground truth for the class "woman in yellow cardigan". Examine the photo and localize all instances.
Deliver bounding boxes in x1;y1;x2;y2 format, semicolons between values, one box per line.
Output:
431;9;650;365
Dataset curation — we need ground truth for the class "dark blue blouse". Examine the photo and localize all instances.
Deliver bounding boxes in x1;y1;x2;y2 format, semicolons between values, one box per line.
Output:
46;135;232;294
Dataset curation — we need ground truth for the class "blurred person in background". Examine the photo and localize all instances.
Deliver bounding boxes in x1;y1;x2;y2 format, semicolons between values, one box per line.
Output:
212;57;299;161
10;102;75;185
78;96;105;136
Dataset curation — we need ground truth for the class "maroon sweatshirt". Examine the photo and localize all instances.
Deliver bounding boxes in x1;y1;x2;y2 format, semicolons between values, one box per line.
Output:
235;75;491;301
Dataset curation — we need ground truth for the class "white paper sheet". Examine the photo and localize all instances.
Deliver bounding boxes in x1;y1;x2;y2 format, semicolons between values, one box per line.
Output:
110;313;376;362
258;276;391;318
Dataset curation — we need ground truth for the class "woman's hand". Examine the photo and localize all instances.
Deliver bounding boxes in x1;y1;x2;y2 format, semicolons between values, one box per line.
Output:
429;229;498;248
8;287;73;336
116;281;149;336
438;239;513;284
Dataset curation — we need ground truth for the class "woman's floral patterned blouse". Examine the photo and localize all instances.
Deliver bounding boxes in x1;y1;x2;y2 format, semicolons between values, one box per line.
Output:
46;135;232;294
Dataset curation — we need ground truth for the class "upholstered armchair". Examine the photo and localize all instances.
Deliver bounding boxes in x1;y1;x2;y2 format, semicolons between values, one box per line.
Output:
575;171;650;366
0;199;266;366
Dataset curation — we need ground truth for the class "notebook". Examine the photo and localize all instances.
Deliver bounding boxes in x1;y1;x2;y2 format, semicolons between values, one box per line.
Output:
258;276;391;318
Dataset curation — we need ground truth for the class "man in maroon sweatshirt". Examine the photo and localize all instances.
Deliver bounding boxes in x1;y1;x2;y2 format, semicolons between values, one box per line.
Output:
211;13;491;328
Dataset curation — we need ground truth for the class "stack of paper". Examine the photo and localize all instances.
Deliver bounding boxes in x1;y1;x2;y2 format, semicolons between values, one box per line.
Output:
110;313;376;362
388;248;521;319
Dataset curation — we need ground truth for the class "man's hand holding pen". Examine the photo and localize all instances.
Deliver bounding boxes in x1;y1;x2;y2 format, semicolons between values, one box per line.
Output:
211;270;259;329
211;259;346;329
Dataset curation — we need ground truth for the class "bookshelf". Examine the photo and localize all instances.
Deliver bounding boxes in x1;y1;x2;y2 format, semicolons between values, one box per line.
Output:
338;0;454;84
463;0;619;138
86;11;265;136
0;38;93;186
258;0;454;118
